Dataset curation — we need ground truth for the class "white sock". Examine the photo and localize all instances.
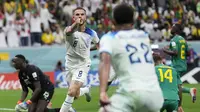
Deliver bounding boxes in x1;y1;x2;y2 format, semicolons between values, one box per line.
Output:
69;107;76;112
59;95;74;112
79;87;89;96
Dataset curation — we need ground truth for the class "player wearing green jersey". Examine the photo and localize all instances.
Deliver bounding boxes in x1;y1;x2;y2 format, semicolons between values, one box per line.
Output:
163;24;197;103
153;53;183;112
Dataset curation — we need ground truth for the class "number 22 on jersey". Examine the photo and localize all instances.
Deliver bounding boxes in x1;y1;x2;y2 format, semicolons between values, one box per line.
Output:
126;43;153;64
158;68;173;83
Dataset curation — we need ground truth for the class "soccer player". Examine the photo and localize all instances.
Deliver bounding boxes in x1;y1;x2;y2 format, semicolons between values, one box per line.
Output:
163;24;197;103
153;53;183;112
60;7;99;112
11;54;60;112
98;3;163;112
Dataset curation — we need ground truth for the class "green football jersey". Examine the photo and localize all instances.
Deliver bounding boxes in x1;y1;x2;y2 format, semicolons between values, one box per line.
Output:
155;64;179;100
169;35;188;72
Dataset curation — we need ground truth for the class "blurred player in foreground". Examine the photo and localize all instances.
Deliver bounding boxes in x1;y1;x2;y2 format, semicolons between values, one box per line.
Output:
11;54;60;112
153;53;184;112
60;7;99;112
98;3;163;112
163;24;197;103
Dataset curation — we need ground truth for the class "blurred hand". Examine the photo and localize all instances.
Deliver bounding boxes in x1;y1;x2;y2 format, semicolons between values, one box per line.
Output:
64;26;72;33
75;18;82;25
18;102;28;110
163;45;169;50
15;104;21;111
99;92;110;107
178;106;184;112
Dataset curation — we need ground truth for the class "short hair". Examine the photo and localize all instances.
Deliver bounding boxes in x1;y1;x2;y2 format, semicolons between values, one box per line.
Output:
173;23;183;34
73;7;86;14
113;3;134;25
152;53;162;63
15;54;26;61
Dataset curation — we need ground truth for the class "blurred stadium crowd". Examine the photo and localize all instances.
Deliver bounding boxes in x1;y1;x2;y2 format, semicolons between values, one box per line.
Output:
1;0;200;48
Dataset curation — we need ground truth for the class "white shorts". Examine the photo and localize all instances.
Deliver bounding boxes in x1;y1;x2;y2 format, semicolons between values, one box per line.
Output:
66;64;90;84
108;66;116;82
99;90;163;112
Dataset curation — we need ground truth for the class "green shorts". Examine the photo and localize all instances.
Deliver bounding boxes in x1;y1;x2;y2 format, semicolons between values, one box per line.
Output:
160;99;178;112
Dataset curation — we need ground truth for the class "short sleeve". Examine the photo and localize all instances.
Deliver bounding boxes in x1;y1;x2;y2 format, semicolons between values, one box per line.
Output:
92;30;99;44
99;35;112;55
170;40;178;51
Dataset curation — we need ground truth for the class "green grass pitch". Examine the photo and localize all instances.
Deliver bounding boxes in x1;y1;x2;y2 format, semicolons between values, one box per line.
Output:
0;84;199;112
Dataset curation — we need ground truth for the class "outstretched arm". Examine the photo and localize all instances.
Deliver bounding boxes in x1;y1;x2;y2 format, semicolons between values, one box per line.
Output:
18;79;29;102
163;45;178;56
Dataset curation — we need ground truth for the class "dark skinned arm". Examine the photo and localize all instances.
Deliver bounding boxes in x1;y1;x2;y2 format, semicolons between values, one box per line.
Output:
163;45;178;56
19;79;29;102
30;81;42;102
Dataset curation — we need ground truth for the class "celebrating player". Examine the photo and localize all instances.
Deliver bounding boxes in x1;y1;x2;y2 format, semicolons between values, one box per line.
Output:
11;54;60;112
99;3;163;112
163;24;197;103
60;7;99;112
153;53;183;112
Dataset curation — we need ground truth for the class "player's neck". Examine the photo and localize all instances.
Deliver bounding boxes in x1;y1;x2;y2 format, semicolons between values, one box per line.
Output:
115;24;133;31
21;63;27;70
78;24;86;32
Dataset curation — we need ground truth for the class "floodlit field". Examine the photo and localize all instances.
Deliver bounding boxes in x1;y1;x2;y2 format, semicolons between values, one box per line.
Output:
0;84;199;112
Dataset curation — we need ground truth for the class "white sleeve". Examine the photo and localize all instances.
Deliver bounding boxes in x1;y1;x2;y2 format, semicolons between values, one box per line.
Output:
92;30;99;44
99;35;112;55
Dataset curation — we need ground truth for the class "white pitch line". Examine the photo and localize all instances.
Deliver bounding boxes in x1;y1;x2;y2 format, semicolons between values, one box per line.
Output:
0;108;26;112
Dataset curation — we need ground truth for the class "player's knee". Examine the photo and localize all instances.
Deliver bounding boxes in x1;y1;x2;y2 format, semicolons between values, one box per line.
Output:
68;88;77;97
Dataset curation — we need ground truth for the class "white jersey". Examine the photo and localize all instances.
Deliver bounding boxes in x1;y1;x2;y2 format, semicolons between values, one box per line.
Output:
99;29;160;92
65;27;99;68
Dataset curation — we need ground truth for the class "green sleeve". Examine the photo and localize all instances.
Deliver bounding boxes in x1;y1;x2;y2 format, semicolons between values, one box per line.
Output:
170;39;178;51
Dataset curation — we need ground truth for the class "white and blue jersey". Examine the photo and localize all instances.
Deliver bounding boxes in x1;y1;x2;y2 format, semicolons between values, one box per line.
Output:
99;29;160;92
65;27;99;68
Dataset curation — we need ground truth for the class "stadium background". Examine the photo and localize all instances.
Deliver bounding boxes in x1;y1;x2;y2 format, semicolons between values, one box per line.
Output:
0;0;200;112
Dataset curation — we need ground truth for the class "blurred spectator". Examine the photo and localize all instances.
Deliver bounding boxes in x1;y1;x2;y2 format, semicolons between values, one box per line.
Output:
150;24;162;41
97;24;105;39
87;17;97;31
53;25;64;44
15;12;30;46
55;60;64;72
41;29;54;45
183;24;191;39
5;10;16;27
1;0;200;48
0;10;5;27
4;0;15;14
161;23;171;41
30;10;42;46
40;1;51;31
5;21;19;47
61;1;75;26
0;27;7;47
